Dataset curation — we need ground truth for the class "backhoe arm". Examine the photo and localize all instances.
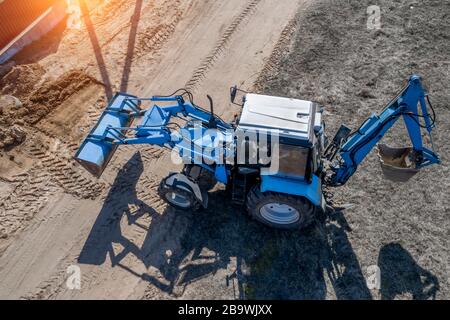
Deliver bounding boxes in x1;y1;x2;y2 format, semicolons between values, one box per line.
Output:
327;75;440;186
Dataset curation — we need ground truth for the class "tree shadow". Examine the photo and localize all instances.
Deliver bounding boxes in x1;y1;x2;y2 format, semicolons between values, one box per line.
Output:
78;152;372;299
120;0;143;92
79;0;143;99
378;243;439;300
79;0;113;100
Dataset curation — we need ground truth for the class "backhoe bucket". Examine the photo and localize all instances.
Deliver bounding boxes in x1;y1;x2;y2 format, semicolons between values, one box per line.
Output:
377;144;419;182
74;93;141;177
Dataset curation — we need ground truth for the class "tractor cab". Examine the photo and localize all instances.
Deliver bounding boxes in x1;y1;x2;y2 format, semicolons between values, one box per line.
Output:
235;93;325;183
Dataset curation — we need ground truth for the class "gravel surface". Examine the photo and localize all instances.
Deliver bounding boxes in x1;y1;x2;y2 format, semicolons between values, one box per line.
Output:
254;0;449;299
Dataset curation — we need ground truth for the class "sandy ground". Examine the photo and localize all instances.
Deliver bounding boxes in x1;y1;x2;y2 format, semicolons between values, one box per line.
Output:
0;0;448;300
0;0;311;299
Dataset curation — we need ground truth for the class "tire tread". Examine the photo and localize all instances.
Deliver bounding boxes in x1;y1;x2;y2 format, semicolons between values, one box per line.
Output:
246;185;315;230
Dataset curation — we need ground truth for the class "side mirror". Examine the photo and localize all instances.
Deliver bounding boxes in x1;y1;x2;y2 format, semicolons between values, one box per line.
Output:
229;86;247;107
230;86;238;104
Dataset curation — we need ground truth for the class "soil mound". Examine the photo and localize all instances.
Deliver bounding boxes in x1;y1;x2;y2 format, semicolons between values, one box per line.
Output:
0;67;99;149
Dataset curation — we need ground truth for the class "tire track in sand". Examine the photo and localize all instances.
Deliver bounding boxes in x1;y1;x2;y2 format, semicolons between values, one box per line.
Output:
134;0;185;60
185;0;263;90
22;171;166;299
0;95;107;247
253;17;299;92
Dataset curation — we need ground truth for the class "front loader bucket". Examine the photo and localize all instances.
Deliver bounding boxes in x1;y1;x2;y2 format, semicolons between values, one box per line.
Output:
74;93;141;177
377;144;419;182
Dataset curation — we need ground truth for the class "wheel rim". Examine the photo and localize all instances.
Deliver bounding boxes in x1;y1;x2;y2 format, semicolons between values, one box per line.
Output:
260;202;300;225
165;191;191;208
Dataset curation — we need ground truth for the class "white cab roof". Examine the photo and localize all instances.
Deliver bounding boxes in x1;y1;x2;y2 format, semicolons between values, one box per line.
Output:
238;93;318;142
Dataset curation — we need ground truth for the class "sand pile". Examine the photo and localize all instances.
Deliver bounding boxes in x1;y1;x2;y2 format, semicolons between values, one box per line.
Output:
0;64;45;101
0;66;99;148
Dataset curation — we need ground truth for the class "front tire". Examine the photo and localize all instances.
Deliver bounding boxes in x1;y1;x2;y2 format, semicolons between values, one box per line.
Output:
158;179;201;211
246;186;315;230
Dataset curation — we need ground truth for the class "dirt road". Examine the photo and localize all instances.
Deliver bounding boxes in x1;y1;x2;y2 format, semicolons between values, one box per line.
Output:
0;0;309;299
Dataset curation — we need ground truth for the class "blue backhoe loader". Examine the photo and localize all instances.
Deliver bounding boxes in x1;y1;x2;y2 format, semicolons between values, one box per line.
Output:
75;75;440;230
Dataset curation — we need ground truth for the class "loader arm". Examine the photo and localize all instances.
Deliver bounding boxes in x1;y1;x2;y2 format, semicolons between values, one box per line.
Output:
327;75;440;186
74;92;231;177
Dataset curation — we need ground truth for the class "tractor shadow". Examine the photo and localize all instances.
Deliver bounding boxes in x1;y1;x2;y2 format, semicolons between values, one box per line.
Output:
79;151;374;299
378;243;440;300
78;151;159;266
156;202;374;299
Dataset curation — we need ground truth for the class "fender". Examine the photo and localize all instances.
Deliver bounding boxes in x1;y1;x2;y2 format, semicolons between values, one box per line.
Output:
260;174;325;211
164;173;209;208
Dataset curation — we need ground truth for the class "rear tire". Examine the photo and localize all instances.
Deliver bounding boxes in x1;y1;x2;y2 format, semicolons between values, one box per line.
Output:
246;186;315;230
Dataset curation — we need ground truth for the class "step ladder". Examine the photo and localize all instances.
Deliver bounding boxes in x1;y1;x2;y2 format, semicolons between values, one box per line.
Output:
231;173;247;205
